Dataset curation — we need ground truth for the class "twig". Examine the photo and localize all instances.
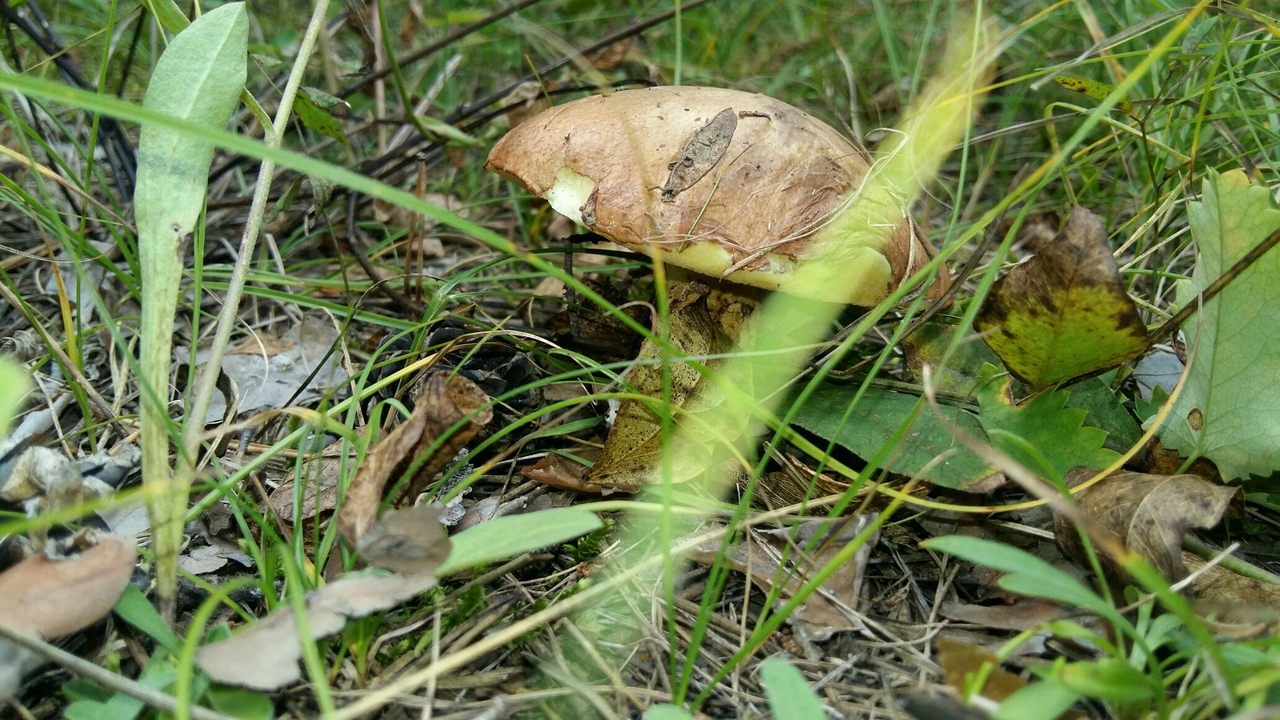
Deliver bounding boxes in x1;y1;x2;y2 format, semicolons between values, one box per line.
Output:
1149;224;1280;345
337;0;548;99
0;624;234;720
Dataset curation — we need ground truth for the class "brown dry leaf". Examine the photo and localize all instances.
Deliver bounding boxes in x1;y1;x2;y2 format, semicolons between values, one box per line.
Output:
226;333;293;356
936;637;1027;704
501;81;552;130
355;505;453;575
0;532;136;638
267;475;340;526
198;313;349;422
748;470;848;510
197;507;450;691
550;276;642;363
521;451;612;494
1184;552;1280;640
373;192;469;228
976;206;1149;389
995;211;1062;254
1054;469;1240;581
586;283;740;489
690;517;878;645
591;37;633;70
938;599;1070;632
0;532;136;700
530;275;565;300
337;372;491;544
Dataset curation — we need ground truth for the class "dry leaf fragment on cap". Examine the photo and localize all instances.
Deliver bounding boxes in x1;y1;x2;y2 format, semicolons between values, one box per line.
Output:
337;372;491;543
197;507;450;691
485;85;950;306
1053;468;1239;583
976;206;1149;389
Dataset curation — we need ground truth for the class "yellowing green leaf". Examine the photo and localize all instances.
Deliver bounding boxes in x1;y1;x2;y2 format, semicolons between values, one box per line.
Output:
1156;169;1280;480
977;207;1149;389
1055;74;1135;117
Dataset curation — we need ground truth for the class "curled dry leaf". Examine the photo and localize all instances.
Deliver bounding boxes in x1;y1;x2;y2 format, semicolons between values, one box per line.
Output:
197;506;450;691
1054;468;1240;582
337;372;491;543
486;85;949;306
938;599;1070;632
521;449;606;494
936;638;1027;704
976;207;1149;389
355;505;453;575
1185;552;1280;640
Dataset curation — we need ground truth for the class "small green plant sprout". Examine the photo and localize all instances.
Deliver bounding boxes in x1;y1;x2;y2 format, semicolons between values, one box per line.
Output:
133;3;248;621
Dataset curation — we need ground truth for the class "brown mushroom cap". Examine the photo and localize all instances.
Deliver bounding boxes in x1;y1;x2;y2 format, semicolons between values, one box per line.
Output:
485;86;949;305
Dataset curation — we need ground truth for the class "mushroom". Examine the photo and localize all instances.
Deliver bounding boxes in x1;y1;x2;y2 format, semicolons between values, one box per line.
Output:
485;86;951;488
486;85;949;305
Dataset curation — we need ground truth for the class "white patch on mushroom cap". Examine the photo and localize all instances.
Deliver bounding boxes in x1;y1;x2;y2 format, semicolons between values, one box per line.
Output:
544;167;596;226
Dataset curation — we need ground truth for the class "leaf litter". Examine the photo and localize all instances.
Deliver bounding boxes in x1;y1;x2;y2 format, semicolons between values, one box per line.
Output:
336;371;492;543
0;531;137;700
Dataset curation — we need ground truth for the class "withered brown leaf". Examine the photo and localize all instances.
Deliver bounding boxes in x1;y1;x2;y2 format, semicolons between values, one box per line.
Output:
200;506;449;691
661;107;738;202
337;372;491;544
976;207;1149;389
1054;468;1240;582
0;532;136;639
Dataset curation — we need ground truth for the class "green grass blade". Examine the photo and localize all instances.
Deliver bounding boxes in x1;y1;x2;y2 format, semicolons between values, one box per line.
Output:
760;658;825;720
437;507;604;576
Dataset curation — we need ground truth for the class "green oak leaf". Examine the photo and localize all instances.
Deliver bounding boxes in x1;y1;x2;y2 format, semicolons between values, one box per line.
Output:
1155;169;1280;480
976;207;1149;389
976;364;1121;482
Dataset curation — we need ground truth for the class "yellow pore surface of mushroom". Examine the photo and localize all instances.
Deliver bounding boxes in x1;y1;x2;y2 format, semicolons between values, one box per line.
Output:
485;86;948;306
